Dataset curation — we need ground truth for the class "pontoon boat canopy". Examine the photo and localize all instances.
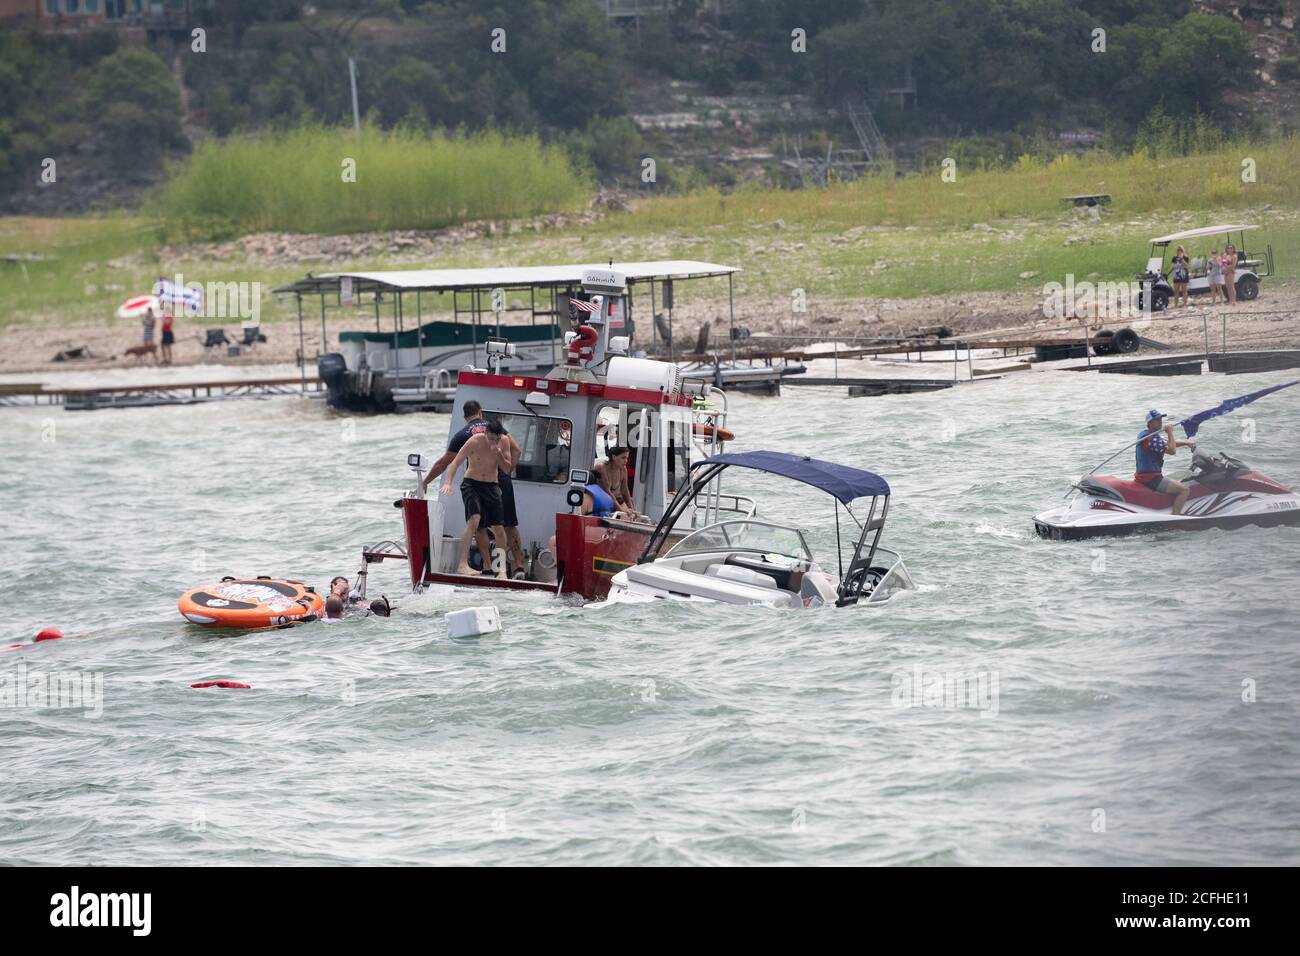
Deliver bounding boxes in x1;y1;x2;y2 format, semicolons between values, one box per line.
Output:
699;451;890;503
1150;225;1257;244
275;260;739;296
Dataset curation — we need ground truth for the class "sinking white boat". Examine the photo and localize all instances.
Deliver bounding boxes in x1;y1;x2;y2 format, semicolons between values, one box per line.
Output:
605;451;914;608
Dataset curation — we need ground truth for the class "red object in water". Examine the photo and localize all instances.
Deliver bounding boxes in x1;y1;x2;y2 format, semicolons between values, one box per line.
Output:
34;627;64;642
191;680;251;689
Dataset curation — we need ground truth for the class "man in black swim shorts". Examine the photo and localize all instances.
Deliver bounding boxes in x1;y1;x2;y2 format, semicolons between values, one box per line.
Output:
441;420;511;578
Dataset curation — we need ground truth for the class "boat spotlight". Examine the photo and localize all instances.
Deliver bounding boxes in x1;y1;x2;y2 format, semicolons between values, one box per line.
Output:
607;335;630;356
407;453;424;469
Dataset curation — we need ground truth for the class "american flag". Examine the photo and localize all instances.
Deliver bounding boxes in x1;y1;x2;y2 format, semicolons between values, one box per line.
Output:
569;297;599;314
1180;380;1300;436
153;277;203;314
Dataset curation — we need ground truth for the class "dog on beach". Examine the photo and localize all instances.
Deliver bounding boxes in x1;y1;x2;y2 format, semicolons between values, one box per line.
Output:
124;343;157;363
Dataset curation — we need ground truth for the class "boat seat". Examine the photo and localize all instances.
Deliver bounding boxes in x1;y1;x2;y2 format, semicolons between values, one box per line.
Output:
624;563;797;606
723;554;795;590
1091;475;1177;510
799;571;838;607
705;563;777;589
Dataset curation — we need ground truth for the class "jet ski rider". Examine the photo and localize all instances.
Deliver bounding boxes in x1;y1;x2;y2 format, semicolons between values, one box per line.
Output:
1135;408;1197;515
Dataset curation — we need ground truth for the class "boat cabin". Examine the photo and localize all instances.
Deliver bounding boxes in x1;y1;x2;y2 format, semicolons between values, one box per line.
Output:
295;263;750;600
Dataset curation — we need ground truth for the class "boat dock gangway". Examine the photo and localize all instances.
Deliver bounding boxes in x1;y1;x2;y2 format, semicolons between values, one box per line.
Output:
0;376;325;411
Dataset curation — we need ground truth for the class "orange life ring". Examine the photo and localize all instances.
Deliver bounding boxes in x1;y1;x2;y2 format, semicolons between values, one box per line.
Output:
178;577;323;629
692;422;736;442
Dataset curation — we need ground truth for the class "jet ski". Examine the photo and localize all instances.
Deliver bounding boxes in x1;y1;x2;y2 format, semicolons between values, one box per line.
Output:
1034;451;1300;540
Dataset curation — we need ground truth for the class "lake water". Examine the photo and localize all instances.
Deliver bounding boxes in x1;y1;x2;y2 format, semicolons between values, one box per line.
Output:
2;368;1298;865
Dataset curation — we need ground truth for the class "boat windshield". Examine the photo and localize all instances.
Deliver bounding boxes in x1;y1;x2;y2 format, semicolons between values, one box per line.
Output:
665;520;813;565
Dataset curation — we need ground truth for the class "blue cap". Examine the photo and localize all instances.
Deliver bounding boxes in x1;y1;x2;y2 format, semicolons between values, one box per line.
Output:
1146;408;1166;423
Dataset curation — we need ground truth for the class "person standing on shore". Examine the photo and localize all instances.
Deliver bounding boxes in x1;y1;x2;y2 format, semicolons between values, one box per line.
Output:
1170;245;1190;310
1207;246;1223;305
1221;244;1237;306
142;307;156;350
160;311;175;365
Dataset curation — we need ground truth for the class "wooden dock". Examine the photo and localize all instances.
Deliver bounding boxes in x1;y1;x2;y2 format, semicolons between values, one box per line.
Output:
846;379;956;397
1063;350;1300;377
1068;355;1206;376
1207;351;1300;375
0;376;324;410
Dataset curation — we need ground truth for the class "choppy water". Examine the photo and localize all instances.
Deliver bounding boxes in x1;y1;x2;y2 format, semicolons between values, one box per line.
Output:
2;368;1298;865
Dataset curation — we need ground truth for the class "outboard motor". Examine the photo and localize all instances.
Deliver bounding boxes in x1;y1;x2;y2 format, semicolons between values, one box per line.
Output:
318;352;347;386
317;352;350;407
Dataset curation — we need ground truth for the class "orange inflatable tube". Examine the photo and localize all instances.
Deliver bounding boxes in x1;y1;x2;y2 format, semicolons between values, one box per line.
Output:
178;577;324;629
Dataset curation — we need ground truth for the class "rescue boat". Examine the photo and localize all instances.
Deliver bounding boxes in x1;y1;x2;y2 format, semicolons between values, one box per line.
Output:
346;264;750;602
178;577;324;628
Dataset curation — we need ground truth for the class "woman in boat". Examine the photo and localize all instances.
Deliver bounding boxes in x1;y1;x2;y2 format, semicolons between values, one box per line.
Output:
584;482;618;517
594;446;641;518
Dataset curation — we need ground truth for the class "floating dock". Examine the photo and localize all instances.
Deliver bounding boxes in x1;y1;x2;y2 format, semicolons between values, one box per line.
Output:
1207;350;1300;375
1065;355;1206;376
1060;349;1300;377
784;376;956;396
0;376;325;411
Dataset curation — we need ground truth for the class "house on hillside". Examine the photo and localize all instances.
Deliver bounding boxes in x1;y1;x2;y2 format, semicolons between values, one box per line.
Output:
0;0;191;33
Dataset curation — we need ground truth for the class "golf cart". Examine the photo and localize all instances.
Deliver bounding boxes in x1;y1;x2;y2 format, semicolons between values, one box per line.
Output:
1135;224;1272;311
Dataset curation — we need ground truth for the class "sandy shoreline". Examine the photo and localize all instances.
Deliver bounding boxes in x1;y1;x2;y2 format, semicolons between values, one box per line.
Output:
3;283;1298;382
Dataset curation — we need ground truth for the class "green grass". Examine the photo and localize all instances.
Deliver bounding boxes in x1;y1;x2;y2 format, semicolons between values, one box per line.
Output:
0;215;158;327
603;137;1300;232
150;124;590;240
3;136;1297;329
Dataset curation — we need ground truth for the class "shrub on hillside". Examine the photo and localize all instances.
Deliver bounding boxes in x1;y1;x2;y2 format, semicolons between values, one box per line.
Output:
151;124;590;238
82;48;186;174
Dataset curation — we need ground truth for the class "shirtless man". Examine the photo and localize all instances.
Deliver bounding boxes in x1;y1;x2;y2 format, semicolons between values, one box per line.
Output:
441;420;512;577
497;429;526;577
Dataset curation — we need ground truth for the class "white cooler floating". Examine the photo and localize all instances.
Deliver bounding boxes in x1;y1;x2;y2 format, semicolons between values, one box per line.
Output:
446;606;502;639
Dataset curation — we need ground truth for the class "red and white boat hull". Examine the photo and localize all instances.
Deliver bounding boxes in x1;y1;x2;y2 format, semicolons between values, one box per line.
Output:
1034;468;1300;540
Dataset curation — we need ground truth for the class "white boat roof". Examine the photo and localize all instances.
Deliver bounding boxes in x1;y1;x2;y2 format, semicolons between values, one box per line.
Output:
1150;224;1257;244
276;260;739;295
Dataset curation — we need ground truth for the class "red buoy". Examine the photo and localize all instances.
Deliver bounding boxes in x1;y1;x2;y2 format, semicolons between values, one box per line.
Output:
190;680;251;689
34;627;64;642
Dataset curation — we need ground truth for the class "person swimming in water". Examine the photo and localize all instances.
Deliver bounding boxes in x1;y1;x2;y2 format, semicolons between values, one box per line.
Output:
321;595;345;622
